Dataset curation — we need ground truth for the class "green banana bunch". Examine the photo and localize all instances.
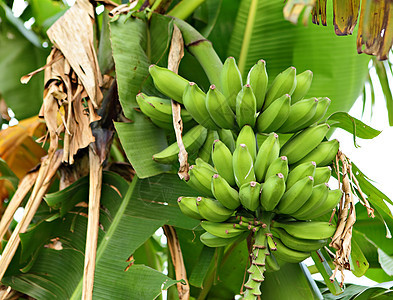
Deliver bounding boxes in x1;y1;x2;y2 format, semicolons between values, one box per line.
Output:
271;220;336;240
236;84;257;128
247;59;268;111
177;197;202;220
295;139;340;167
233;143;256;187
277;97;318;133
263;66;296;109
276;176;314;215
200;231;248;247
291;70;313;104
273;237;311;263
256;94;291;133
206;84;236;129
313;166;332;185
239;181;262;211
286;161;316;191
183;82;219;130
254;133;280;182
280;123;330;164
260;173;286;211
218;129;236;152
236;125;257;160
201;220;245;238
265;252;280;272
136;93;193;128
296;189;342;220
265;156;289;181
198;130;218;163
149;65;189;103
211;174;240;210
291;183;330;220
196;197;234;222
153;125;207;164
272;227;327;252
220;57;243;111
212;140;236;186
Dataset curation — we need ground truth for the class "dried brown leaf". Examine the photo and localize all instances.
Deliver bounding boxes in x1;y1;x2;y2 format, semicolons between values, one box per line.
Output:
333;0;360;36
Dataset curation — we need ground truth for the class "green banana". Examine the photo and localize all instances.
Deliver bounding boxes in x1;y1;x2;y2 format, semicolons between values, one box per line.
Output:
271;220;336;240
313;166;332;185
177;196;202;220
211;174;240;210
291;183;330;220
149;65;188;103
272;227;327;252
200;231;248;247
236;125;257;160
136;93;193;124
218;128;236;152
198;130;219;163
265;252;280;272
276;176;314;215
195;157;216;172
236;84;257;128
201;220;245;238
301;189;343;220
280;123;330;164
220;56;243;111
188;162;217;197
256;94;291;133
273;237;311;263
267;233;277;251
233;144;256;187
239;181;262;211
206;84;236;129
301;97;331;128
265;156;289;181
182;82;219;130
286;161;316;191
263;66;296;110
254;133;280;182
212;140;236;186
196;197;234;222
247;59;268;111
291;70;313;104
277;97;318;133
153;125;207;164
295;139;340;167
260;173;286;211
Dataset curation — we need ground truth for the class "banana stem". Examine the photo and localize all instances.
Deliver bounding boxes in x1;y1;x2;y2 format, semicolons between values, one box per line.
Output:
167;0;206;20
173;18;223;89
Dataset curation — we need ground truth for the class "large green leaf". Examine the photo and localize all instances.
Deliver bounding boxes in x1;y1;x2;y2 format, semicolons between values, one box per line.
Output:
0;3;48;119
3;172;179;299
225;0;370;116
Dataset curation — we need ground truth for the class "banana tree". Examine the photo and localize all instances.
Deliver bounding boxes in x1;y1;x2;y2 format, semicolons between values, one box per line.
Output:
0;0;392;299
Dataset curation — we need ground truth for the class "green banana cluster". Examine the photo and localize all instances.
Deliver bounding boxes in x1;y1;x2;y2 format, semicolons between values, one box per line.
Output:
136;58;345;300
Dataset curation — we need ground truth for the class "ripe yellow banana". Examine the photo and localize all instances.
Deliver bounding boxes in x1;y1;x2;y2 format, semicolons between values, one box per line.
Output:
152;125;207;164
149;65;189;103
247;59;268;111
